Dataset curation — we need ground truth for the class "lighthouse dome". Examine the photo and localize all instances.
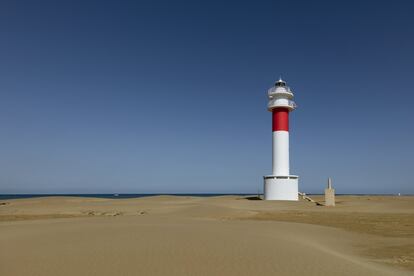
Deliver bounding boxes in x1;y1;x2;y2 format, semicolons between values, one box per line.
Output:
275;78;286;87
268;78;294;99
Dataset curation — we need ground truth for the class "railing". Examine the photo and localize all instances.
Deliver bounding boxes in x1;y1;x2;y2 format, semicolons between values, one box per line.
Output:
288;100;297;109
267;99;297;110
268;86;293;95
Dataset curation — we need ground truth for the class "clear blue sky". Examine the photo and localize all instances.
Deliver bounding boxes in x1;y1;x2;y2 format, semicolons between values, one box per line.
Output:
1;0;413;194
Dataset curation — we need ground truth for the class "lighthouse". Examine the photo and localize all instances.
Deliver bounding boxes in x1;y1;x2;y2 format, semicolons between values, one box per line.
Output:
263;78;299;200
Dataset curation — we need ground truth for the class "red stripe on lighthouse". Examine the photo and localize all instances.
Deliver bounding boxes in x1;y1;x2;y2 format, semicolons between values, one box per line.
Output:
272;108;289;131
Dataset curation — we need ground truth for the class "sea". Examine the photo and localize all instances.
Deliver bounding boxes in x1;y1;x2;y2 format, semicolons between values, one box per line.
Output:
0;194;252;200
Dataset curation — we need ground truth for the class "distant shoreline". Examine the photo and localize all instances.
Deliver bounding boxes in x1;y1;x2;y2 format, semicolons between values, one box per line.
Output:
1;193;412;200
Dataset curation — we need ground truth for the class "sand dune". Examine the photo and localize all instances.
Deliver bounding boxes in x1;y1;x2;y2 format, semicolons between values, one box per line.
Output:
0;195;413;275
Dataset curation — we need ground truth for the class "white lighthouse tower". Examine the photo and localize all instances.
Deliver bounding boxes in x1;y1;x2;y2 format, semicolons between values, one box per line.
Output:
263;78;299;200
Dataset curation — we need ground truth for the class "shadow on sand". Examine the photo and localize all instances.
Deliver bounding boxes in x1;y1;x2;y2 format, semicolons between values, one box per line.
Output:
244;196;262;200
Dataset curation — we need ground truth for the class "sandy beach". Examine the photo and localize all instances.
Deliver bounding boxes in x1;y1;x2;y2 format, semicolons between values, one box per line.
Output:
0;195;413;275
